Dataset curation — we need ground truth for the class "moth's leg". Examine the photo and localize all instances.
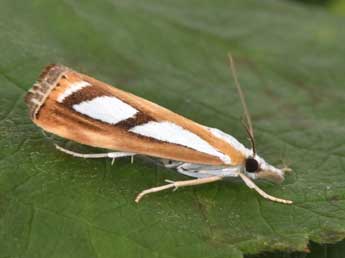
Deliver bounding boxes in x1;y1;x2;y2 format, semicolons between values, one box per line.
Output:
135;176;223;203
238;172;293;204
55;144;136;164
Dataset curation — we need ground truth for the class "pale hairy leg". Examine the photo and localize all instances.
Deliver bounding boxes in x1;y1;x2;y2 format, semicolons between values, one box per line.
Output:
55;144;135;165
238;172;293;204
135;176;223;203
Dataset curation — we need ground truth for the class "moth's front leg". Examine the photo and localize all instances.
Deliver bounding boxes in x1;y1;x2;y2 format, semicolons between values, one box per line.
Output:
237;172;293;204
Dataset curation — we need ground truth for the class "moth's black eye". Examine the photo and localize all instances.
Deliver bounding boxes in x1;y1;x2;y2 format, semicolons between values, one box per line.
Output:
245;158;259;173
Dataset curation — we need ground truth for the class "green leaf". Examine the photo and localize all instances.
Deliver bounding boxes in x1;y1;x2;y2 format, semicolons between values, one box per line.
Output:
1;1;344;257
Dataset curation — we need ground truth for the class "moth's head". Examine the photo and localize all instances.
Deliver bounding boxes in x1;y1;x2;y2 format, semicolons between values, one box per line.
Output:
244;154;285;183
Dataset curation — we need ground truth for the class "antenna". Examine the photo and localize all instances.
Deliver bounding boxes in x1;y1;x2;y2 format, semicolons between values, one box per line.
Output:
227;53;256;156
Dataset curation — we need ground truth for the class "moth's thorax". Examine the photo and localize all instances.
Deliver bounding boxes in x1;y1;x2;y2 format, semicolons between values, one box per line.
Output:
211;129;286;183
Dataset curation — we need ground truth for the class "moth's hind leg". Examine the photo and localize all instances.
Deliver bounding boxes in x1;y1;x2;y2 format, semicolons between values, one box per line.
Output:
55;144;136;164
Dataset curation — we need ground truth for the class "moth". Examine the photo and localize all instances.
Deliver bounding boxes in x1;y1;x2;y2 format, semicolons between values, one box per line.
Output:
25;55;292;204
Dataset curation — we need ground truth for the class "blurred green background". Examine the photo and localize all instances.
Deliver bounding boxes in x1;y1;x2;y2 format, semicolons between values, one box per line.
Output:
294;0;345;14
254;6;345;258
255;1;345;257
260;0;345;256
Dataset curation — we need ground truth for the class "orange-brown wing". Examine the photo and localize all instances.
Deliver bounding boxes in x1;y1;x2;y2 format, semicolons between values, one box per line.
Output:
25;64;246;166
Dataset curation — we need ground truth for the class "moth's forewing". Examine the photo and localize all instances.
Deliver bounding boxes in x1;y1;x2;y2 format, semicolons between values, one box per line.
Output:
25;65;246;166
